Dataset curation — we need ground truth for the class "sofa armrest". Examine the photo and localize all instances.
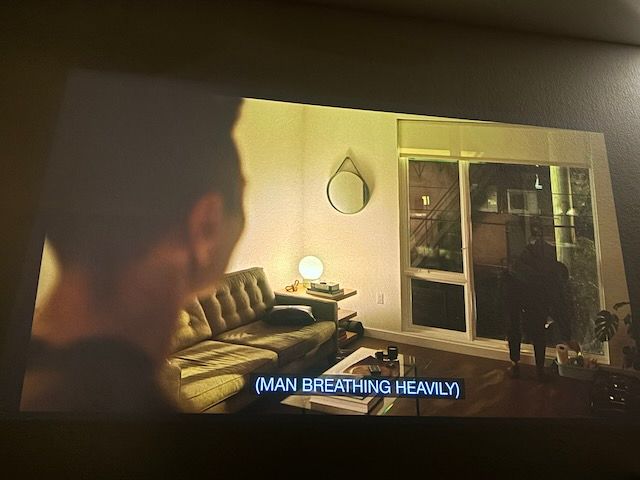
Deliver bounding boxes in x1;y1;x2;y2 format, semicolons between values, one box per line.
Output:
274;292;338;325
157;359;182;406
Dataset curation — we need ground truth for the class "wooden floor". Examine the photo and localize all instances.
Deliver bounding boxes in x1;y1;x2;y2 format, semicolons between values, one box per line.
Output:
246;336;593;417
357;337;592;417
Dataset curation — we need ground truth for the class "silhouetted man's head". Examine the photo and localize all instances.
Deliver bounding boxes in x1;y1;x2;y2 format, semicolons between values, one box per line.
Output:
42;70;245;299
530;220;545;239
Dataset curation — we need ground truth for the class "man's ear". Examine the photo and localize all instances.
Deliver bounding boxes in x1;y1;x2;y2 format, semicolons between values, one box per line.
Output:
187;192;225;267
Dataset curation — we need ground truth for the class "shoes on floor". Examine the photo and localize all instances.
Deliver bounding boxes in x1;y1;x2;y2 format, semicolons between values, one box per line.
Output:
508;363;520;379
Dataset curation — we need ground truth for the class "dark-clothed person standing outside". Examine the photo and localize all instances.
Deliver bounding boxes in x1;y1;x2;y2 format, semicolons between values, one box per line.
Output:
504;224;575;380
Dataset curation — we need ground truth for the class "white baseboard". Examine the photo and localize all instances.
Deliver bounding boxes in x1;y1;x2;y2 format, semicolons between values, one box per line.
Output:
363;327;542;366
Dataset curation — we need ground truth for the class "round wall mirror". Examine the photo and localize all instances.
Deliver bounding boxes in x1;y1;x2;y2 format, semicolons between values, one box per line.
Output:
327;157;370;214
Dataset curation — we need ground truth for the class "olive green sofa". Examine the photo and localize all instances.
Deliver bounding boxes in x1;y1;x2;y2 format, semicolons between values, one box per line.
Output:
164;267;338;413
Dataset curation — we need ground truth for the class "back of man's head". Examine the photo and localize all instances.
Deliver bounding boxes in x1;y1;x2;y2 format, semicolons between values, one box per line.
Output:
41;70;243;276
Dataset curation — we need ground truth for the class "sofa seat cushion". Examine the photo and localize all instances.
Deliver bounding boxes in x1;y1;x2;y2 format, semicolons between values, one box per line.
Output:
214;320;336;367
170;340;278;412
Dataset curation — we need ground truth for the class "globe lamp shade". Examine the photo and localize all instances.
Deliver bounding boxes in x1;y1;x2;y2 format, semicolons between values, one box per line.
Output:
298;256;324;286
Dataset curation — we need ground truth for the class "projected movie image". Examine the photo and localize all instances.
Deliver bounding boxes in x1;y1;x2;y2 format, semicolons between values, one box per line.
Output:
23;69;637;417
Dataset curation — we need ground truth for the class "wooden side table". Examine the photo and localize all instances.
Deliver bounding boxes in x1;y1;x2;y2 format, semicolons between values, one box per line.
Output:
275;287;360;347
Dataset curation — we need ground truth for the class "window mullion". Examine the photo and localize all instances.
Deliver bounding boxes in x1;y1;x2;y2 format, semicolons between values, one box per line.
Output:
459;161;476;342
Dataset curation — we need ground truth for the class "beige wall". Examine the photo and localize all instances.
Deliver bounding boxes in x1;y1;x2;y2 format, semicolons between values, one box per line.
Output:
231;100;409;334
589;132;631;365
300;105;402;331
226;98;306;290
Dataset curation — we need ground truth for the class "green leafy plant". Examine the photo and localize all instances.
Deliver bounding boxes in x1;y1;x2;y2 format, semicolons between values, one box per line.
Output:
595;302;638;368
595;302;632;342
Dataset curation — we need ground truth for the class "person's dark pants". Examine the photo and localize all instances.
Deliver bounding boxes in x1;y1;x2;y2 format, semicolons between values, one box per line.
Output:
507;309;547;368
504;275;547;369
549;290;572;344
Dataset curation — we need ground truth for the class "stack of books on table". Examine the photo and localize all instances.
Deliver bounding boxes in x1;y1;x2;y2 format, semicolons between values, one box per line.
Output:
309;389;382;414
306;288;344;298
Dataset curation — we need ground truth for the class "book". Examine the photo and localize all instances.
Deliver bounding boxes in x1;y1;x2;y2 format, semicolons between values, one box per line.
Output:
306;288;345;298
309;392;382;414
310;281;341;292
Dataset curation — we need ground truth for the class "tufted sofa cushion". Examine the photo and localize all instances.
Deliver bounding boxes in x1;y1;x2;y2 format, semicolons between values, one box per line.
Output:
214;320;336;367
198;267;276;336
169;299;212;354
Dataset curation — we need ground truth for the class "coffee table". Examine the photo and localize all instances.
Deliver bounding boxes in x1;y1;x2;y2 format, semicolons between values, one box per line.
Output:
281;347;425;415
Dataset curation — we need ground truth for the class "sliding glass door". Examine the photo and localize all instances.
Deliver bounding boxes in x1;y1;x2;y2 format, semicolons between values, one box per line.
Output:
402;157;603;354
470;162;602;354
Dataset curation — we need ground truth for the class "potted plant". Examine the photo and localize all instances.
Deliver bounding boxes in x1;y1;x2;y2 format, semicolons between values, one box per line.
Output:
595;302;639;370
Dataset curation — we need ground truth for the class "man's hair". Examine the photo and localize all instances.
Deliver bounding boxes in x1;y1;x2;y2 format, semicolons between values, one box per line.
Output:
42;70;243;274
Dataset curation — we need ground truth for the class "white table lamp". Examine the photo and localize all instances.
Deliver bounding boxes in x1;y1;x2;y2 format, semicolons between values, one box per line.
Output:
299;256;323;287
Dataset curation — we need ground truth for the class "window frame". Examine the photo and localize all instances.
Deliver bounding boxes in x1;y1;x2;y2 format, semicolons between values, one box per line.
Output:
399;154;609;362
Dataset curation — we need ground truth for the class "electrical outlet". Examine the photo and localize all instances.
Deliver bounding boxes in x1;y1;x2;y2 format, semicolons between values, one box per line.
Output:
376;292;384;304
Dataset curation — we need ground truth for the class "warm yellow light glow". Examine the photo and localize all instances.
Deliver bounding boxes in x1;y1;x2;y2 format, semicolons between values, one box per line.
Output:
401;148;452;157
460;150;485;158
299;255;323;281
